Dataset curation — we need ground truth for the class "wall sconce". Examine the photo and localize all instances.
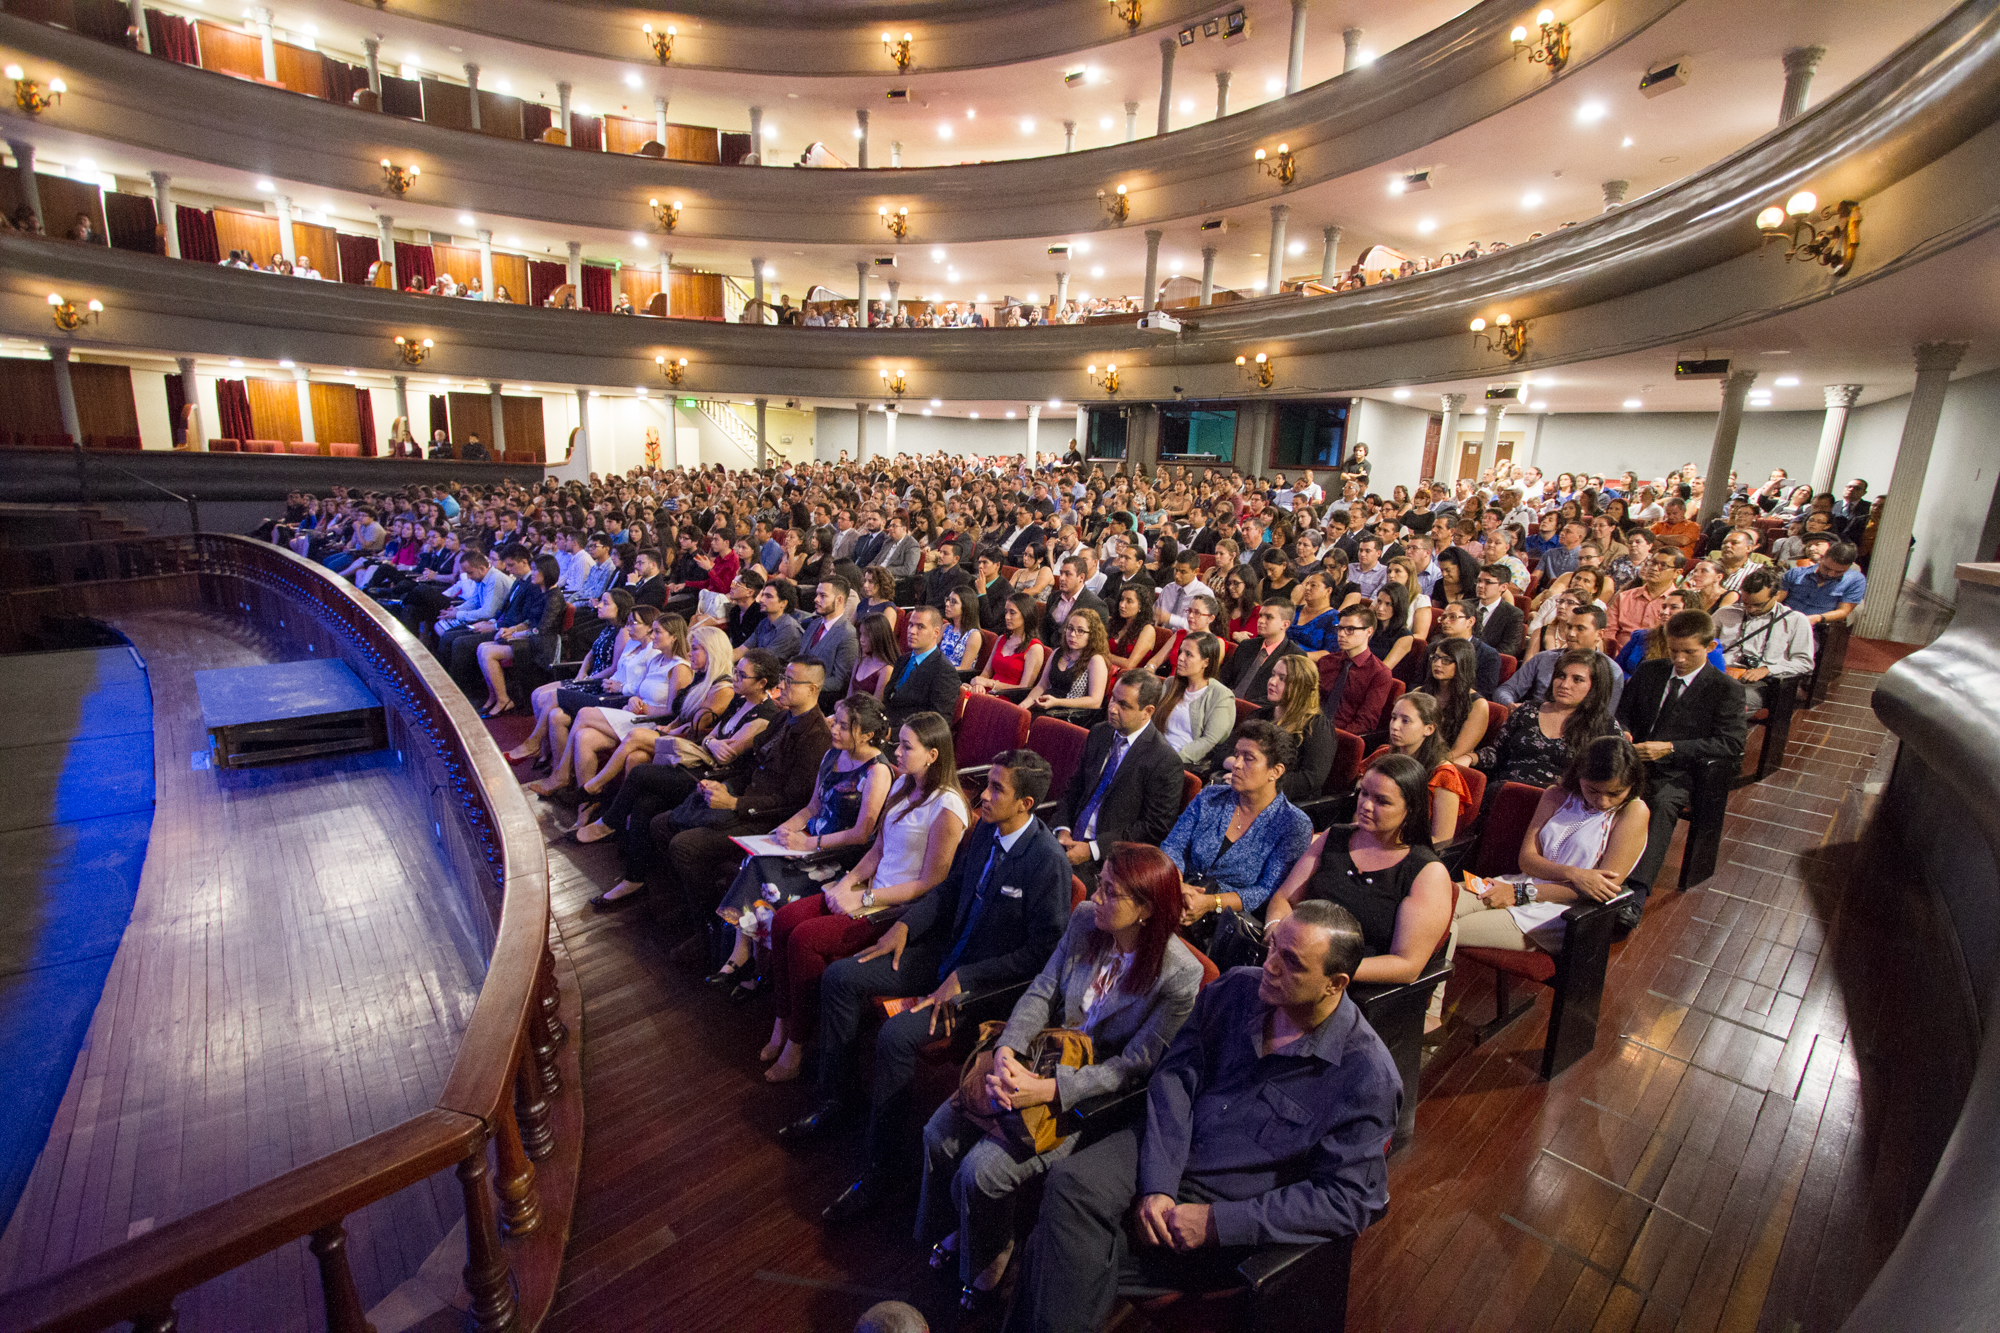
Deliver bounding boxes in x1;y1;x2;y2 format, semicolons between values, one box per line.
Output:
394;335;434;365
379;159;420;196
883;31;912;72
655;354;687;385
1099;184;1130;223
879;205;909;240
649;197;682;232
879;367;909;399
1254;144;1296;187
1509;9;1570;72
1235;353;1275;389
642;22;675;64
1469;314;1528;360
1086;364;1121;394
6;64;64;115
47;293;101;331
1755;192;1860;277
1109;0;1143;30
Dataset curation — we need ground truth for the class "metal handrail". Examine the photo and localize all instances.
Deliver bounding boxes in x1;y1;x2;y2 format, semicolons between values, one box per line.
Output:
82;457;201;532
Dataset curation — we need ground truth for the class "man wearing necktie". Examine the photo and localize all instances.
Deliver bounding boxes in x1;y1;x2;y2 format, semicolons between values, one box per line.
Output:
885;606;963;734
1614;609;1747;931
787;752;1071;1223
1051;671;1187;882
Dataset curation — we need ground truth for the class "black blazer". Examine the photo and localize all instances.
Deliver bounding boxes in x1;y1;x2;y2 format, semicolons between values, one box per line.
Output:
1098;569;1156;616
897;815;1071;993
1616;660;1748;774
1473;597;1526;659
972;577;1012;633
1464;635;1502;698
918;562;974;610
1052;723;1184;859
1038;589;1109;648
884;648;963;733
629;574;667;609
1218;637;1303;701
1002;524;1049;560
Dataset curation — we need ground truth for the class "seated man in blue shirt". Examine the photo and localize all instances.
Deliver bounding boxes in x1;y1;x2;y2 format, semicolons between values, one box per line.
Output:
1003;900;1399;1333
1777;541;1866;629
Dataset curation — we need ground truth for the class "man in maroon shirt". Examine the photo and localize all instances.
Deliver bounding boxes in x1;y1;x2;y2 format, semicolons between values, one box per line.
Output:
1317;604;1393;734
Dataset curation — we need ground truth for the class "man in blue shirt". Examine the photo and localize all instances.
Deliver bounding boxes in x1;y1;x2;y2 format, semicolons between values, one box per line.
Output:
754;519;785;575
1004;900;1398;1333
1778;542;1866;627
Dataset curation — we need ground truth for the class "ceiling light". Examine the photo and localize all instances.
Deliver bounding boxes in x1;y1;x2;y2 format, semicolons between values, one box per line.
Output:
1178;98;1194;113
970;411;980;418
762;265;776;279
1621;136;1634;147
1387;177;1405;196
1091;266;1104;277
1577;101;1607;123
278;359;295;368
1266;76;1284;93
255;180;274;192
508;235;521;245
228;358;243;367
343;368;356;376
1356;49;1375;65
1775;376;1800;387
965;107;976;119
1086;66;1102;83
459;213;475;226
1026;291;1040;302
636;386;648;397
624;72;641;88
1049;398;1063;408
1521;192;1543;208
1020;118;1035;133
922;409;932;416
632;234;649;247
931;246;946;261
1287;241;1305;255
1392;389;1411;399
975;292;988;301
1099;116;1113;129
1530;401;1547;411
939;123;953;139
495;78;511;93
1623;398;1642;409
930;398;942;406
1074;241;1091;254
1006;411;1017;418
1416;219;1437;234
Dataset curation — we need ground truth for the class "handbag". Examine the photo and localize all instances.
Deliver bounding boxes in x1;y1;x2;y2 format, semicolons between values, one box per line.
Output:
1184;902;1266;973
953;1021;1095;1157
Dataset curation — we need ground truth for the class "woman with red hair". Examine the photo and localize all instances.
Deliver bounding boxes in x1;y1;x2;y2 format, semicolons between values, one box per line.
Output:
915;843;1205;1312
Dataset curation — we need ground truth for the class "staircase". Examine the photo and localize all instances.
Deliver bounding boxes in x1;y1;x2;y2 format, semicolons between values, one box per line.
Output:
0;503;152;547
693;400;794;467
722;275;774;325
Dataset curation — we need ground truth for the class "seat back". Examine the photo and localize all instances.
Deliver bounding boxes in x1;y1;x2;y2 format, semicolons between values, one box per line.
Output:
1188;942;1222;987
1393;636;1429;688
326;442;360;458
955;692;1031;769
1497;653;1519;684
1233;696;1260;726
1071;874;1089;908
1328;729;1366;795
1027;715;1091;802
1180;770;1203;813
1456;766;1488;828
1471;781;1545;878
1479;700;1511;751
208;438;240;453
284;441;319;456
1376;678;1406;732
970;629;998;676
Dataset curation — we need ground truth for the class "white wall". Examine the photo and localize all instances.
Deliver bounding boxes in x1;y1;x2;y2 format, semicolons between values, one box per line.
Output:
1881;367;2000;601
1349;398;1435;496
133;370;173;450
1528;410;1829;487
812;406;1033;462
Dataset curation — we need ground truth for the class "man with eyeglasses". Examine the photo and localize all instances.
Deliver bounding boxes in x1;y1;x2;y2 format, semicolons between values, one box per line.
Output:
1432;599;1503;697
1320;605;1395;734
1609;548;1683;650
1470;564;1526;659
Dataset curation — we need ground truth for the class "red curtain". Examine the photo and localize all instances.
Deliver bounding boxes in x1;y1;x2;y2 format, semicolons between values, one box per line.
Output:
336;232;380;284
355;388;377;457
146;10;200;64
217;379;253;442
394;241;437;291
569;113;604;152
528;260;565;308
581;264;614;312
176;205;219;263
165;371;188;446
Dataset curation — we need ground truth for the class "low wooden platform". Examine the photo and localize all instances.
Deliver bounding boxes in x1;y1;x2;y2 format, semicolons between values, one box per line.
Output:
0;610;487;1328
512;660;1955;1332
195;658;388;768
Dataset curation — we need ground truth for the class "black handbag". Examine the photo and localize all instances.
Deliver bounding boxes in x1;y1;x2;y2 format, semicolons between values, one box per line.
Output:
1181;874;1268;973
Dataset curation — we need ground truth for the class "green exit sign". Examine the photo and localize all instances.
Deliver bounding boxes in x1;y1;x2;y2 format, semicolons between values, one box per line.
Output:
680;398;697;408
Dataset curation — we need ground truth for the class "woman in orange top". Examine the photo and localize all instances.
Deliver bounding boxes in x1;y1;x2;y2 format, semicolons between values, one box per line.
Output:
1365;691;1473;841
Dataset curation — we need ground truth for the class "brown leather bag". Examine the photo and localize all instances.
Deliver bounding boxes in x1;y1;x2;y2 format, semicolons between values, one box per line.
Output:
953;1021;1095;1156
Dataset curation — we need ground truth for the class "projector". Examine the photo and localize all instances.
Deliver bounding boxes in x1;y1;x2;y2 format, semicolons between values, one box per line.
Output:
1640;59;1692;98
1676;357;1731;380
1137;311;1181;334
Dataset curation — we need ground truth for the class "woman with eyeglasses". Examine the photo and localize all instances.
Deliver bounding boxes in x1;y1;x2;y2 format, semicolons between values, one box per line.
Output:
1416;637;1490;764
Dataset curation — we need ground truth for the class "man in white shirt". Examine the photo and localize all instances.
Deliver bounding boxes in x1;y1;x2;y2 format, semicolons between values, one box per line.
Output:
1296;468;1325;506
1152;554;1215;631
1712;568;1815;712
1347;535;1390;601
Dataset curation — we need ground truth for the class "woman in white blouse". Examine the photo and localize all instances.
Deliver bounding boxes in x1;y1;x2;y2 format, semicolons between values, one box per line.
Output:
528;616;692;795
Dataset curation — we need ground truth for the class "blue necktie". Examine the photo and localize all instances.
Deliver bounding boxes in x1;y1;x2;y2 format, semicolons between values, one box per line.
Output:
1076;734;1130;844
939;842;1004;979
896;650;925;691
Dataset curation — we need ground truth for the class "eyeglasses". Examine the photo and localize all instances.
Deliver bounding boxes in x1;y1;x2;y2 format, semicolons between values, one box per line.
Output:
1336;624;1370;635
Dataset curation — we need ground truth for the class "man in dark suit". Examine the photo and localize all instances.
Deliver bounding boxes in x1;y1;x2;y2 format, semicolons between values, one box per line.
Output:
884;604;963;734
1615;609;1748;930
970;546;1012;633
1050;671;1185;882
789;751;1070;1221
1471;564;1526;659
798;575;860;706
1433;599;1502;697
1097;541;1155;615
917;537;975;610
626;547;667;609
1039;556;1109;648
997;506;1048;562
1218;598;1307;701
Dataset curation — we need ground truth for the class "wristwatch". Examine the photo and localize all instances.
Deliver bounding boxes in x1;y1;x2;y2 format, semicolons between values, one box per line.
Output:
861;888;875;909
1519;883;1537;904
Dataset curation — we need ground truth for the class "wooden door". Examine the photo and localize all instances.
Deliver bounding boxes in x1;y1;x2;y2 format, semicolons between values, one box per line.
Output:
1421;414;1441;482
1455;437;1482;480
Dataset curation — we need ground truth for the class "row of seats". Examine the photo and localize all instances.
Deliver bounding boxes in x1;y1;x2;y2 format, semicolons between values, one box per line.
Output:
207;439;363;456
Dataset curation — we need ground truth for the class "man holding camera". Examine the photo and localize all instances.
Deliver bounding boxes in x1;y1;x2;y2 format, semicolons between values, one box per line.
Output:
1711;568;1815;712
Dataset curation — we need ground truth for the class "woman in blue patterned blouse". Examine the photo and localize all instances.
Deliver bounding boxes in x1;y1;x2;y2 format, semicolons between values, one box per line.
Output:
1161;720;1313;928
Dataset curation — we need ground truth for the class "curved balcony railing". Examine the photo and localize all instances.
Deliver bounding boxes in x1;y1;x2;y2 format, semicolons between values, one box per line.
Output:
0;0;1683;245
0;534;571;1333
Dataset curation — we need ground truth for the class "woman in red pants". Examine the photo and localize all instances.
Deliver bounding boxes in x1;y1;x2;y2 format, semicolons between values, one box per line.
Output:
761;710;969;1082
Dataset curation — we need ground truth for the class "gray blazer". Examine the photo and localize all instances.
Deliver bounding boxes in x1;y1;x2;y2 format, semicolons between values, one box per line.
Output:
798;614;859;695
1169;679;1238;765
997;902;1203;1111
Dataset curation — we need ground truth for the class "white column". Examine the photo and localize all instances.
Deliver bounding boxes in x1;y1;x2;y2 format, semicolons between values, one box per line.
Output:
755;398;768;467
1439;393;1465;481
855;402;869;462
176;356;200;447
487;381;507;458
49;346;82;445
463;63;481;130
856;108;869;169
1142;229;1162;312
751;255;766;314
1054;271;1070;312
1852;342;1968;638
8;140;42;233
1157;38;1176;137
129;0;148;52
566;240;582;292
574;387;594;471
655;96;669;145
477;229;495;297
362;37;381;95
884;406;898;460
890;140;902;167
556;82;572;145
1286;0;1309;94
748;106;764;164
1811;385;1864;496
1342;27;1363;72
1076;405;1089;456
1215;70;1231;119
150;171;177;258
887;280;901;324
1199;246;1217;305
658;249;673;317
1779;46;1826;127
1602;179;1630;211
1027;402;1041;466
294;365;316;445
377;214;397;285
1063;121;1076;153
1124;101;1139;143
855;261;871;327
1319;225;1341;285
1697;370;1757;527
1266;205;1289;294
393;373;410;429
1478;406;1504;478
252;6;276;81
275;195;296;262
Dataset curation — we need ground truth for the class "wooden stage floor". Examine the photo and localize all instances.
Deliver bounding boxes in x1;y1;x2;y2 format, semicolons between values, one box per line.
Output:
0;611;488;1329
524;661;1953;1333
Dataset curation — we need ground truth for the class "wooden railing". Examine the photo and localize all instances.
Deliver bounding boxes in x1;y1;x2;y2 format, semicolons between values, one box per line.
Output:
0;534;568;1333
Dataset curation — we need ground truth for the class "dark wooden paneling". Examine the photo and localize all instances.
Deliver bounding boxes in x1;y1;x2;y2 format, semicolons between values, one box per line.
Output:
35;175;105;246
447;391;493;452
667;124;721;164
246;377;300;443
478;89;525;140
433;243;482;289
604;116;653;155
500;397;545;465
195;20;262;81
70;363;138;446
270;41;327;99
492;253;529;305
620;267;662;310
670;271;725;321
291;221;340;275
213;208;281;266
309;382;361;447
0;360;63;441
420;77;471;131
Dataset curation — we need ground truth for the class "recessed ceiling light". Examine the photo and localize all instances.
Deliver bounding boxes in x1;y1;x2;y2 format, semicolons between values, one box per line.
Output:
278;359;295;368
1091;266;1104;277
1416;219;1437;234
1178;98;1194;114
930;398;942;406
1621;136;1634;147
1392;389;1411;399
1287;241;1305;255
1020;118;1035;133
1049;398;1063;408
1521;192;1543;208
1266;76;1284;93
636;386;648;397
931;247;946;261
921;409;932;416
1074;241;1091;254
1025;291;1039;302
508;235;521;245
965;107;976;119
1099;116;1113;129
762;266;776;279
624;72;641;88
459;213;476;226
1356;48;1375;65
975;292;988;301
1530;401;1547;411
1387;177;1406;196
1775;376;1800;387
255;180;274;193
1006;410;1017;418
970;411;980;418
1577;101;1608;123
632;235;649;247
343;368;356;376
1623;398;1643;409
495;78;510;93
938;123;953;139
228;358;244;367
